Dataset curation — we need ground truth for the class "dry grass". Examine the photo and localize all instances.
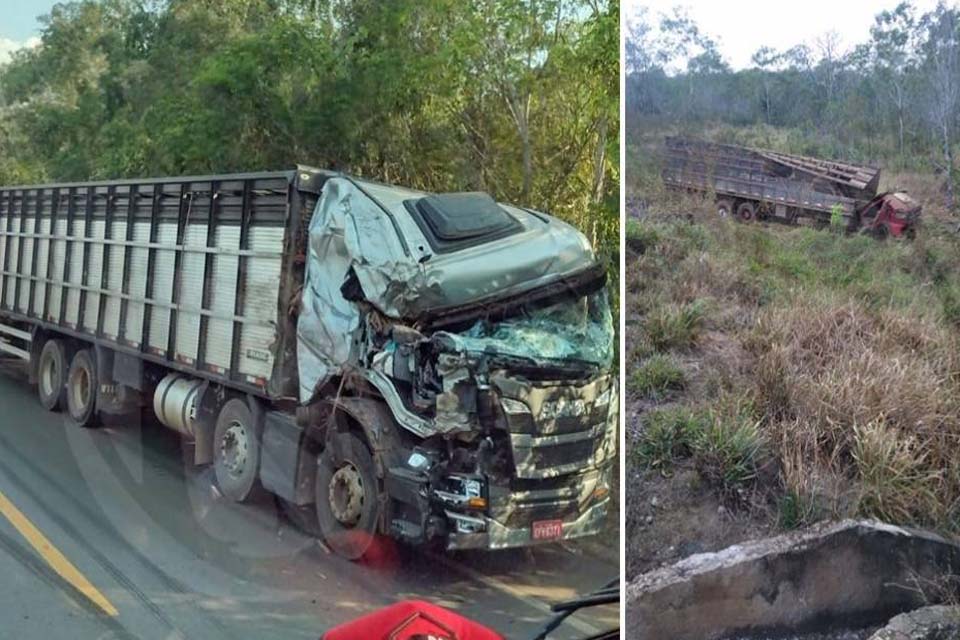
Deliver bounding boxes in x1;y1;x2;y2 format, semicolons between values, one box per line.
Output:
748;298;960;527
627;210;960;535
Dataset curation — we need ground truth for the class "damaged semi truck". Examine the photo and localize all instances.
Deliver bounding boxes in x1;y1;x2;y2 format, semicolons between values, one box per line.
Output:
662;137;921;238
0;169;617;559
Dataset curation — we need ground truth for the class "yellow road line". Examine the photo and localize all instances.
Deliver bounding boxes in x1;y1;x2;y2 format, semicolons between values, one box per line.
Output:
0;488;118;616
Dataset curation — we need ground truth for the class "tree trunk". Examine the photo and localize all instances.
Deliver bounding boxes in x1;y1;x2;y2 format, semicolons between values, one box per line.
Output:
896;83;905;157
591;116;608;204
943;122;956;212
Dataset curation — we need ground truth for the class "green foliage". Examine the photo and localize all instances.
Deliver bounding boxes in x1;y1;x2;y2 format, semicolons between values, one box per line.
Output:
634;400;765;497
691;407;764;498
629;354;685;398
634;406;703;471
829;203;844;232
778;490;819;530
0;0;619;296
644;299;706;351
625;218;659;253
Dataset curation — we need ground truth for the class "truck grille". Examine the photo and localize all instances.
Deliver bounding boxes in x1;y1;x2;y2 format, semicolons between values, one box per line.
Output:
494;469;603;528
509;427;604;479
495;374;615;480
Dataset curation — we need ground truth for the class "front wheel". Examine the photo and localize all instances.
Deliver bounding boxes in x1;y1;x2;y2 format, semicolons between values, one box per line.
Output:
316;432;381;560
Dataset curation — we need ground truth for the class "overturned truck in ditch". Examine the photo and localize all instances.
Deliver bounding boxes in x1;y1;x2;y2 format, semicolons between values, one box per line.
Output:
662;137;921;238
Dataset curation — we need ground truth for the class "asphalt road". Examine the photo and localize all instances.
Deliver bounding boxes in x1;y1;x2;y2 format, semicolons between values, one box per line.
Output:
0;359;619;640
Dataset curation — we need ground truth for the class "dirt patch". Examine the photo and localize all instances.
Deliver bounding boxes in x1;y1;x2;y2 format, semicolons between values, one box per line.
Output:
625;457;774;579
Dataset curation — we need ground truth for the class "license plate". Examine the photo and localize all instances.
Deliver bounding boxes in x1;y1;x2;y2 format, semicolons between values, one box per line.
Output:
532;519;564;541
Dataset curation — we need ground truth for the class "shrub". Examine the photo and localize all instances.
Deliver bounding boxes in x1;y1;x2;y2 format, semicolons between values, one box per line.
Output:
626;219;659;254
690;406;765;499
778;490;819;530
645;300;706;351
634;407;703;471
852;420;943;525
629;355;685;398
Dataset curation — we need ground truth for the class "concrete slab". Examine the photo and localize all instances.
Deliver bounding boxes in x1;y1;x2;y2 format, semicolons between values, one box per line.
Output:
626;520;960;640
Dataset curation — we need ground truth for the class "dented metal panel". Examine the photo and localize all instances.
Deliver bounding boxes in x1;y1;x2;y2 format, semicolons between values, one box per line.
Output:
296;177;601;403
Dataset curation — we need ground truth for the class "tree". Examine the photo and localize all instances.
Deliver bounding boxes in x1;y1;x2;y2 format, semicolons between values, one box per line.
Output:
919;3;960;211
870;2;918;157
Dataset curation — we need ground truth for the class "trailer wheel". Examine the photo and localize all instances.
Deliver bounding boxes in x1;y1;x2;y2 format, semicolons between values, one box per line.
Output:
736;201;756;222
37;339;68;412
65;349;99;428
716;199;734;218
316;432;380;560
213;398;262;502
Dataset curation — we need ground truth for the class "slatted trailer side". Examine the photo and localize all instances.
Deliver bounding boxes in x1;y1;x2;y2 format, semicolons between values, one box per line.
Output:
0;168;328;400
662;137;859;221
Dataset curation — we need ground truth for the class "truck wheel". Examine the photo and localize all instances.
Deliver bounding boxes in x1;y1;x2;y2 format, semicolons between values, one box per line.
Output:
716;199;733;218
65;349;99;428
37;339;68;412
213;398;262;503
874;224;890;241
736;202;756;222
316;432;380;560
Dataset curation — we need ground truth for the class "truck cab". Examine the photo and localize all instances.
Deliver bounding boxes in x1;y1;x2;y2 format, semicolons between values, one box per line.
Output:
858;192;921;238
284;177;618;558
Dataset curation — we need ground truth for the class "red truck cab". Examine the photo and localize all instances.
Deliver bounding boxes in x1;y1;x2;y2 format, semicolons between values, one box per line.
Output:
859;192;921;238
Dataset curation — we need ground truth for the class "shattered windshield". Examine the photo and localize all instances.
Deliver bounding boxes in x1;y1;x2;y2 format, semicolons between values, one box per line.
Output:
446;289;614;369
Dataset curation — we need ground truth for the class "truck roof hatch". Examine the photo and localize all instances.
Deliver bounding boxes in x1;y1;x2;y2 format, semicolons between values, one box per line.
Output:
406;192;523;253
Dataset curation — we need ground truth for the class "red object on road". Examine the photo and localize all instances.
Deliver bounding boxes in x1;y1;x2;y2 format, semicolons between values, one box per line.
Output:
322;600;505;640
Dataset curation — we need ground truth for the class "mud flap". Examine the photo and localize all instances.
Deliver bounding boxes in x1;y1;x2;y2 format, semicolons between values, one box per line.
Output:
191;383;218;465
260;411;317;506
94;346;142;420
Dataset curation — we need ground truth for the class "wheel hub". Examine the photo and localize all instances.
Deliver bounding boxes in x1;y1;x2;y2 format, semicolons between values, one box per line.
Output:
329;463;364;526
70;367;91;412
220;421;249;477
41;356;58;397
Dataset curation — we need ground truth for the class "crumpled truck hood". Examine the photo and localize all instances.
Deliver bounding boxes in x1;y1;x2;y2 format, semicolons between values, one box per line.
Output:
296;176;599;403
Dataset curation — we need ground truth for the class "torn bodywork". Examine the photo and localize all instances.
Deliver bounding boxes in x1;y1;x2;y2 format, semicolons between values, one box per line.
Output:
295;178;618;550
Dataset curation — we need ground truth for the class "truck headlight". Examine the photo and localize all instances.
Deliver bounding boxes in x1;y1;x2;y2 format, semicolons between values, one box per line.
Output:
438;475;488;511
596;385;614;408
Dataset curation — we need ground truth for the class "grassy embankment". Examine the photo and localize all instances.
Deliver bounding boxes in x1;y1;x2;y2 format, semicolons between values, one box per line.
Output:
626;124;960;537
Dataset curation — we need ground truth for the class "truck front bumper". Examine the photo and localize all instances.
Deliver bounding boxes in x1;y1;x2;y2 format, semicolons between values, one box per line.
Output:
444;497;610;551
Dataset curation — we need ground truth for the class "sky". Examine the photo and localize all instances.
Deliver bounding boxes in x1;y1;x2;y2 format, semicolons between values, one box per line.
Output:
625;0;946;70
0;0;58;63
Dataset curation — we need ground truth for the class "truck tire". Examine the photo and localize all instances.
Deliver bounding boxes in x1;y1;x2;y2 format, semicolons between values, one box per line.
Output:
316;432;380;560
716;198;734;218
213;398;263;502
65;349;99;428
736;201;756;222
37;339;68;412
